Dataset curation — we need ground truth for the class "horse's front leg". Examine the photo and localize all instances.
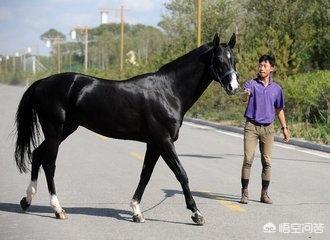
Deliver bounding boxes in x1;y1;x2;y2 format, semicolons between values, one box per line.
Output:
131;143;160;223
160;139;205;225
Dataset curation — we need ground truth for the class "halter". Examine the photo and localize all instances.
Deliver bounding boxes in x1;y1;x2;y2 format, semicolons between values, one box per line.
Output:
209;50;238;87
209;64;237;87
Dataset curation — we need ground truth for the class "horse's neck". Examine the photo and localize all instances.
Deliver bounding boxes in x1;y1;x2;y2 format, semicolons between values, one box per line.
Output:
164;49;213;115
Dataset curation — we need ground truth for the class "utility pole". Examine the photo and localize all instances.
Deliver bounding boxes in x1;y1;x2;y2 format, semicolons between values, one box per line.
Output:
23;54;26;72
197;0;202;47
120;5;124;72
43;37;65;73
5;56;9;74
57;41;61;73
84;27;88;72
71;26;90;72
32;56;36;75
13;55;16;72
105;6;128;74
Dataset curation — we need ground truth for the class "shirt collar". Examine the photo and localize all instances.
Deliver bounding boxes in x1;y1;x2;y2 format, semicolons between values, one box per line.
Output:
255;74;273;85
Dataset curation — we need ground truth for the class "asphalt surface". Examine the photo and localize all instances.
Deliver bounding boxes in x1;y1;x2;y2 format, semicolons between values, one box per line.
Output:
0;83;329;240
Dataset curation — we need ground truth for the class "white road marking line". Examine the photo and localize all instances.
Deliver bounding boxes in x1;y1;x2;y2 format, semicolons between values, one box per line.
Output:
273;143;296;150
293;149;329;159
183;121;330;159
215;130;243;139
183;122;213;130
274;142;330;159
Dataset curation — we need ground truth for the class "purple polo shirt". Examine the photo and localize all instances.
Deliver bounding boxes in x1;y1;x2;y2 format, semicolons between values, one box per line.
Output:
244;75;284;125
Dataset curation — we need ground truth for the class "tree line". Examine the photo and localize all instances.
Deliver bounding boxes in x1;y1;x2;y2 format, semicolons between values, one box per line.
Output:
1;0;328;143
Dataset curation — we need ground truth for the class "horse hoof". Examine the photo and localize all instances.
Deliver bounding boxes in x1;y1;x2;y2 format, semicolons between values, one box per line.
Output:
20;197;30;212
55;210;68;220
191;212;205;225
132;214;145;223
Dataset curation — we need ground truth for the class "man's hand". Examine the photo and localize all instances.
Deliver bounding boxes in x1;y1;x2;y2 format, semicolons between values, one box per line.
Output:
242;90;250;102
282;127;290;143
276;108;289;143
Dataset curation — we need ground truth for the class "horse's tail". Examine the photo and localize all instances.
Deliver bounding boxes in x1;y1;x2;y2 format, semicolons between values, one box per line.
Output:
15;81;41;173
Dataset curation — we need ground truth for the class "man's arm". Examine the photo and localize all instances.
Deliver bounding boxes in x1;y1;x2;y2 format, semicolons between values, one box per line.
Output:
276;108;290;142
242;80;253;102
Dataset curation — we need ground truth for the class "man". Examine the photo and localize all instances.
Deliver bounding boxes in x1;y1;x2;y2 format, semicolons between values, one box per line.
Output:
240;54;290;204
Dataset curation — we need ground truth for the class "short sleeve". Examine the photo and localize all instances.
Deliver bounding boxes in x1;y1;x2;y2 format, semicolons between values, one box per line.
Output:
244;80;253;92
274;88;285;109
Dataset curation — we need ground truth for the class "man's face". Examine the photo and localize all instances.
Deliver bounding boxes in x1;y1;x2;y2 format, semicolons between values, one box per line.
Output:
258;60;274;79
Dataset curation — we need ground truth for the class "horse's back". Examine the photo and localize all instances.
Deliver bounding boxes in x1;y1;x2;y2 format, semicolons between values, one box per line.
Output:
32;72;182;142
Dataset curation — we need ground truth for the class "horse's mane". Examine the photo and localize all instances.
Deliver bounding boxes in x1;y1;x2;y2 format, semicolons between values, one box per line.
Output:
158;43;213;73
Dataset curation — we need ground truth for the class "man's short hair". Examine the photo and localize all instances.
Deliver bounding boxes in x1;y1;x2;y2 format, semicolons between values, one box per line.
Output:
259;55;275;67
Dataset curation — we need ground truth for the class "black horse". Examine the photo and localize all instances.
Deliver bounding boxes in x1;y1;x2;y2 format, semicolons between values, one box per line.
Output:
15;33;239;225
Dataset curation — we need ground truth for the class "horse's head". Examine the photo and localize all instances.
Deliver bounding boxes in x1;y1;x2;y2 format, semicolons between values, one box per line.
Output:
210;33;239;95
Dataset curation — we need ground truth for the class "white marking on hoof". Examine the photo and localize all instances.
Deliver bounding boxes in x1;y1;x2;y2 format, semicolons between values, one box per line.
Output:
132;214;145;223
192;210;202;217
26;181;37;204
191;210;205;225
50;194;63;213
130;200;142;216
55;210;68;220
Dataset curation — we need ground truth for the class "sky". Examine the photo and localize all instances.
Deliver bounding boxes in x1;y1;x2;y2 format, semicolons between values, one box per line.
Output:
0;0;170;56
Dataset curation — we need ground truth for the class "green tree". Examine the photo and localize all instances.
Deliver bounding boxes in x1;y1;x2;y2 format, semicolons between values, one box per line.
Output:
158;0;240;61
40;28;66;41
239;0;329;79
307;1;330;70
88;23;165;73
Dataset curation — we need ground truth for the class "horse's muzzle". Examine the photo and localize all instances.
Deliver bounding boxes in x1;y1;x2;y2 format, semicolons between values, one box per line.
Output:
226;82;240;95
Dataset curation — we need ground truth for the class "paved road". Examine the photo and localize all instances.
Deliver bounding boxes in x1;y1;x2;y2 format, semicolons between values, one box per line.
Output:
0;83;329;240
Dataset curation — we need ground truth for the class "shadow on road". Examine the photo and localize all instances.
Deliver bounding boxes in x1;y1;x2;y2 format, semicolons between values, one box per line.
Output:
162;189;241;203
0;202;197;225
0;202;132;221
178;154;224;159
178;153;330;164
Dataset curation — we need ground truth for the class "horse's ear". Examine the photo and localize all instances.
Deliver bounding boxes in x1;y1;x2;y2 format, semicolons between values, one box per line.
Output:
213;33;220;47
228;33;236;49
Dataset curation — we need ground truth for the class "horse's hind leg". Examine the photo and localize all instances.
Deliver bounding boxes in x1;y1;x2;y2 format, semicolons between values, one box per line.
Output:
20;142;44;211
20;139;65;219
23;116;77;219
40;136;69;219
130;143;160;223
42;122;77;219
20;121;77;218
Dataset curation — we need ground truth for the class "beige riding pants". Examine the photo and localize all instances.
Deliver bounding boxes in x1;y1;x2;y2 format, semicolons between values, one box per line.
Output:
241;121;275;181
